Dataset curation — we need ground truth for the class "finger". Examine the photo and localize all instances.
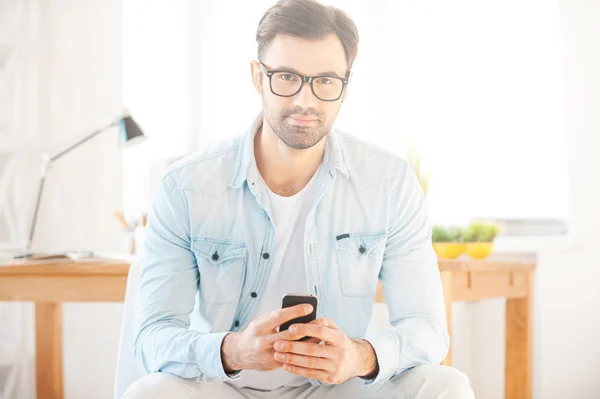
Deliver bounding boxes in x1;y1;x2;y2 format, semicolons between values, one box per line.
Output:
270;327;318;343
288;323;343;344
253;304;313;331
304;337;322;344
316;318;341;331
269;318;329;343
260;320;321;345
274;340;341;361
282;363;330;382
305;320;326;343
261;327;297;346
274;352;336;372
269;332;322;346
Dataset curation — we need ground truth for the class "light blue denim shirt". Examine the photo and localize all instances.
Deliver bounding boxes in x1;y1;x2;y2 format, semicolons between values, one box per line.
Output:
135;113;449;387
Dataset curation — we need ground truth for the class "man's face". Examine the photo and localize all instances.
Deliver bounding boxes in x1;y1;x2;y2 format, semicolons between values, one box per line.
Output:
252;34;349;150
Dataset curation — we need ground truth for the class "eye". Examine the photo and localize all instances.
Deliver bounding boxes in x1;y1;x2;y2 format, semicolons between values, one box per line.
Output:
317;77;333;85
280;74;298;82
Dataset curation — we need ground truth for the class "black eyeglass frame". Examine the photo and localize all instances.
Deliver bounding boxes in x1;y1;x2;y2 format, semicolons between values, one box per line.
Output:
259;61;350;102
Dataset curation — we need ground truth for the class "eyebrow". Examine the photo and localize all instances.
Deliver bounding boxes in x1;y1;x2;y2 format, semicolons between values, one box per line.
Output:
269;65;348;79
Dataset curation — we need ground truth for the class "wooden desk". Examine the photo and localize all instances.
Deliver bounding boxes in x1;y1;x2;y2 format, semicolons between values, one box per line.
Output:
0;257;535;399
376;258;535;399
0;258;130;399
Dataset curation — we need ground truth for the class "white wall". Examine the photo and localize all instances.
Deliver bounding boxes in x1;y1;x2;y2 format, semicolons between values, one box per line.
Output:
464;1;600;398
535;1;600;397
121;0;194;218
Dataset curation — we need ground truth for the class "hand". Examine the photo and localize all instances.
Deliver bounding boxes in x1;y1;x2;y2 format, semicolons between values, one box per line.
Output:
273;318;379;384
221;304;314;373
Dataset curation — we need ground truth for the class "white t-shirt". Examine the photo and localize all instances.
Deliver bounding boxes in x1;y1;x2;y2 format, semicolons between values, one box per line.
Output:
231;167;320;390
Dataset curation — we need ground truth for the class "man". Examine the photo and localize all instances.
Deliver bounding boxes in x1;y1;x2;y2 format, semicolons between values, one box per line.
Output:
124;0;474;398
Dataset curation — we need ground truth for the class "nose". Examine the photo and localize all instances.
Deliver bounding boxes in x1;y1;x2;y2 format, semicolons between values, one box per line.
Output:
293;81;318;109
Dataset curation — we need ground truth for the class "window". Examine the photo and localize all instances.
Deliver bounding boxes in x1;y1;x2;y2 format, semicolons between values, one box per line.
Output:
125;0;569;228
322;1;568;225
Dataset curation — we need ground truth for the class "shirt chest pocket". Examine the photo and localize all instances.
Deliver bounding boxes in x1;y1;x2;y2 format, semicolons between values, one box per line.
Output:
335;232;386;297
192;238;247;305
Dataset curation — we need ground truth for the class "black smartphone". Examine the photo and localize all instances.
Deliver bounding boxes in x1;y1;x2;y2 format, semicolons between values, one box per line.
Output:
279;293;318;341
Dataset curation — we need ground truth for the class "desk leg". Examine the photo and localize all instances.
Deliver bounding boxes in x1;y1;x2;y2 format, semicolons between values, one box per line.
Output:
35;302;63;399
505;270;533;399
441;271;453;366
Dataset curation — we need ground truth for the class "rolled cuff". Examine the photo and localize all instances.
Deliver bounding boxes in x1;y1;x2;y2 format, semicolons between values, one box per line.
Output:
194;331;243;383
361;330;399;386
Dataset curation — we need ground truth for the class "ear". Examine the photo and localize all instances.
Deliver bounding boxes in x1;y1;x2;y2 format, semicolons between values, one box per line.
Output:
340;83;350;103
340;70;352;103
250;60;262;94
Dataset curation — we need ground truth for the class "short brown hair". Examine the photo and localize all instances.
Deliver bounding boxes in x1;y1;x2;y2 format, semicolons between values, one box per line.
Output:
256;0;359;69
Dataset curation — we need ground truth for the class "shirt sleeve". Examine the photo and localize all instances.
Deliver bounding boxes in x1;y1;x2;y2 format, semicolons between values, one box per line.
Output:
134;171;241;383
362;161;449;386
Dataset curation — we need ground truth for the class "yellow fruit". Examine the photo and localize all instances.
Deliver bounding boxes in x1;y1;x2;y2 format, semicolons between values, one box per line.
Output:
432;243;466;259
465;242;494;259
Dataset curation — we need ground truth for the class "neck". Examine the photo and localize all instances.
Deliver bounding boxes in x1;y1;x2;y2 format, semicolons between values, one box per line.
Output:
254;119;326;197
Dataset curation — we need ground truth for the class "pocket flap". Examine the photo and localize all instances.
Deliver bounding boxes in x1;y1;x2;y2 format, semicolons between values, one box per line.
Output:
335;231;386;256
193;238;246;265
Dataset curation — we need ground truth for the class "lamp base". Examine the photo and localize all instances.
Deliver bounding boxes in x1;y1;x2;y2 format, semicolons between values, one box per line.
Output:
13;251;95;260
13;252;70;260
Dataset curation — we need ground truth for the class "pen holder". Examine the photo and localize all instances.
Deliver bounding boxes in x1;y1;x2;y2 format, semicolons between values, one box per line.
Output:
122;227;146;256
122;231;137;255
134;226;146;255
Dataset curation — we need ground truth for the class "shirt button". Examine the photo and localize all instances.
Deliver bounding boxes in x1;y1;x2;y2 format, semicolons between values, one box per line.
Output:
262;252;270;260
234;321;240;327
359;245;366;254
212;252;219;261
251;292;257;298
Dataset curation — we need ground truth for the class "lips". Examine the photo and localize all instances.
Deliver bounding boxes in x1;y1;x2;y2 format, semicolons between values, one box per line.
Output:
286;116;319;126
288;115;318;122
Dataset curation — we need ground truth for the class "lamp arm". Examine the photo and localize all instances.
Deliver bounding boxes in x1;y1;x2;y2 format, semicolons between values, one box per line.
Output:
22;157;50;256
18;113;126;257
49;118;122;162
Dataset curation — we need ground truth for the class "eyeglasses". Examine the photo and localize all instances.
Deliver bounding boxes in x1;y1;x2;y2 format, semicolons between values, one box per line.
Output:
259;61;349;102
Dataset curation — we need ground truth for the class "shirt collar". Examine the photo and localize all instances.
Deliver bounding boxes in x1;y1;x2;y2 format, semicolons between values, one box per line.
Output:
230;112;349;189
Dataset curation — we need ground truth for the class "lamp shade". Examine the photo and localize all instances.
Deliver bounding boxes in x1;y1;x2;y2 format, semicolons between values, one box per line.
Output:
119;115;145;146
